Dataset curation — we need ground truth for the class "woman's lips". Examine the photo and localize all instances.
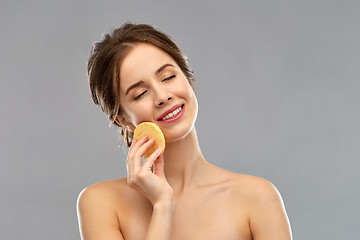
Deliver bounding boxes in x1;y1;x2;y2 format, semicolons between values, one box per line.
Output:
158;104;185;123
157;104;183;120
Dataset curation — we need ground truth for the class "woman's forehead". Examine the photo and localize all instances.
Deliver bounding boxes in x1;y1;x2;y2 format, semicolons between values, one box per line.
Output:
119;43;177;87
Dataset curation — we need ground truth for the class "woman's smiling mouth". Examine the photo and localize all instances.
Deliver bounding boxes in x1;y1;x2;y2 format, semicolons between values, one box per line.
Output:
157;104;185;122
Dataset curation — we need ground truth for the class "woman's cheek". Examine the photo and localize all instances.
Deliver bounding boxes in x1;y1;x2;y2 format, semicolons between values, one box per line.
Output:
133;108;153;124
184;82;196;101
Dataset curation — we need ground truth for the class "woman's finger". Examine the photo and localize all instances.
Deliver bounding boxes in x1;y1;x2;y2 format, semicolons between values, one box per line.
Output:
132;138;155;171
127;138;138;182
129;135;148;155
129;138;138;152
127;135;148;180
142;146;162;171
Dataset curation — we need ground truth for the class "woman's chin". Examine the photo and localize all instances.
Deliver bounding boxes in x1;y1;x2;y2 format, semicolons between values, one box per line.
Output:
163;123;196;144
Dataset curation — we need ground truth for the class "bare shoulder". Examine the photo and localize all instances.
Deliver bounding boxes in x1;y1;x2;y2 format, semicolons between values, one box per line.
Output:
228;172;279;200
225;173;287;214
78;178;128;196
232;174;281;199
76;178;145;240
77;177;145;215
228;173;292;240
201;165;282;202
77;178;128;206
76;178;125;239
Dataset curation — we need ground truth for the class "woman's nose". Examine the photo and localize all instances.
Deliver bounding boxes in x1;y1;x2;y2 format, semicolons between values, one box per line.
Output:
153;83;173;106
156;96;172;106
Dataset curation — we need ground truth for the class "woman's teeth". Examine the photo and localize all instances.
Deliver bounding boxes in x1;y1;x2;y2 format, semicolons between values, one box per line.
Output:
161;106;182;120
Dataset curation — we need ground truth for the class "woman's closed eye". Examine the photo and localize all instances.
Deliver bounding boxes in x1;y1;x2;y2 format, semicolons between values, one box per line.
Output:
162;75;175;82
133;75;175;100
134;90;147;100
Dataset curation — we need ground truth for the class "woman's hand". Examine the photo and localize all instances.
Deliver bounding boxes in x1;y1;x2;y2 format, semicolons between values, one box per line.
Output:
126;135;174;206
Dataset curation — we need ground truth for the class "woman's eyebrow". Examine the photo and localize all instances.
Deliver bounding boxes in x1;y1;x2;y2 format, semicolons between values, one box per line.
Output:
125;80;144;95
125;64;174;95
155;63;175;75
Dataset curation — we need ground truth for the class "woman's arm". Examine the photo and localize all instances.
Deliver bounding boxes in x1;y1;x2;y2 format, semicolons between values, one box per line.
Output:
248;177;293;240
126;136;175;239
76;182;175;240
145;197;175;240
77;186;125;240
77;137;175;240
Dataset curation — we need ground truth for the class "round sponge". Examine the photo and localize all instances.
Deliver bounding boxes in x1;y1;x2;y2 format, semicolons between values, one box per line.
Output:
134;122;165;157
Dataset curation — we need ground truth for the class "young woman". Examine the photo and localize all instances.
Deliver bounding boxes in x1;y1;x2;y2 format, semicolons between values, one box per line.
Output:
77;23;292;240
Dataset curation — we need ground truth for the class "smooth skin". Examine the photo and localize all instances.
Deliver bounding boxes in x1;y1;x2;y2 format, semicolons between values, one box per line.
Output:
77;43;292;240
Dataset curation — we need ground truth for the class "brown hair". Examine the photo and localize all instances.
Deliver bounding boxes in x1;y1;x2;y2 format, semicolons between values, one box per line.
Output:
87;22;195;147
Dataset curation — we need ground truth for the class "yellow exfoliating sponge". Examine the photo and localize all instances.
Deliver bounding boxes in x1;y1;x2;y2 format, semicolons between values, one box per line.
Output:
134;122;165;157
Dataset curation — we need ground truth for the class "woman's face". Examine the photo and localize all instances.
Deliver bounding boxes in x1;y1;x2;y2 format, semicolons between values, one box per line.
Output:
118;43;198;143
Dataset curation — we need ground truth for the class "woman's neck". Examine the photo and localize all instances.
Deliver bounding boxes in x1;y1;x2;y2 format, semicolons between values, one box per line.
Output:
162;127;211;195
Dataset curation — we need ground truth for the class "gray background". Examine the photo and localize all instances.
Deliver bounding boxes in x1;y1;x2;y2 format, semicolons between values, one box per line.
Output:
1;0;359;239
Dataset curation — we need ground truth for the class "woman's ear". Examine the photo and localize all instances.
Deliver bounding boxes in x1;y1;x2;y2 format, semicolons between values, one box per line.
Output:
115;115;135;132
